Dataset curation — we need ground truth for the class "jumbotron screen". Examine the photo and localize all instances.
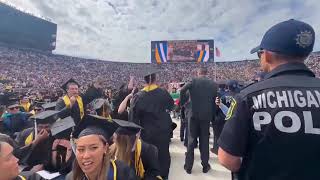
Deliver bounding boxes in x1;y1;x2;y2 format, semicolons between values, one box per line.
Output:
151;40;214;63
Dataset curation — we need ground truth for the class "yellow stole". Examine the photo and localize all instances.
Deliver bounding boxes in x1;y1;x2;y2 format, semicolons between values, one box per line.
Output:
142;84;158;92
63;95;84;119
20;102;31;112
25;132;33;146
135;139;145;179
111;160;117;180
18;175;27;180
134;139;163;180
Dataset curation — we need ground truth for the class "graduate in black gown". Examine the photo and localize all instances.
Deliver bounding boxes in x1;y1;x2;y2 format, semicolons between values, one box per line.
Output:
15;111;75;179
110;76;135;121
66;114;137;180
55;78;103;125
111;119;162;180
15;111;59;168
2;129;73;180
45;116;76;178
129;68;174;180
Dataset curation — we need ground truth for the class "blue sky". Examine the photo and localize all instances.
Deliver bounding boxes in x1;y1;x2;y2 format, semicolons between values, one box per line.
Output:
3;0;320;63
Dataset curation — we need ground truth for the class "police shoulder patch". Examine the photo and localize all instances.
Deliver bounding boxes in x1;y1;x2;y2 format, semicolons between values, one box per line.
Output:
225;97;237;120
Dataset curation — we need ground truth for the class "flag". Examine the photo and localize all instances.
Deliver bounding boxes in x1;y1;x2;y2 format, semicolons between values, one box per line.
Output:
154;42;168;64
215;47;221;57
196;50;208;63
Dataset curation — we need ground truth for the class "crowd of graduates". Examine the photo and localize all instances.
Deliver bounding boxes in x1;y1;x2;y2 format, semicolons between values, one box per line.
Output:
0;65;185;180
1;64;245;180
1;46;319;180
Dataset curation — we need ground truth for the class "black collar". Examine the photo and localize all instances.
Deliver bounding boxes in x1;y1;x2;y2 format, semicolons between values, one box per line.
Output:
264;62;315;79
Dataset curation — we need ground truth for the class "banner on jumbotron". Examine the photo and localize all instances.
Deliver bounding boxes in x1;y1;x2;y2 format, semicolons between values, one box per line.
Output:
151;40;214;63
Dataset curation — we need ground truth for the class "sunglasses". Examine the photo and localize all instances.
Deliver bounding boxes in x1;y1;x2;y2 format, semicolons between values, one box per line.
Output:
257;49;265;58
34;108;42;111
9;107;19;110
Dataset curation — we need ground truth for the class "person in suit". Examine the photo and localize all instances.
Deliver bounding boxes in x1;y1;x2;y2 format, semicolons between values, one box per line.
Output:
180;67;218;174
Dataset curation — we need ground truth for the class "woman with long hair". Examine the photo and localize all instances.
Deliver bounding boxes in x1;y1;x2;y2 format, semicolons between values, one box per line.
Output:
111;120;162;180
66;115;137;180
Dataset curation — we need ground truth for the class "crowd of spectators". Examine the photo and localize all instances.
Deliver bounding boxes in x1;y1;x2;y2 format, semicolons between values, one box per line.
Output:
0;46;319;98
305;52;320;77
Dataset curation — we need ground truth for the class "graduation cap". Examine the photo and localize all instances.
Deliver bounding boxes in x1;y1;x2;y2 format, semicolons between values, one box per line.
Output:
90;98;108;110
141;67;161;78
29;110;60;137
29;110;60;125
140;67;161;84
51;116;75;139
21;112;60;166
61;78;80;92
41;101;57;110
7;99;20;109
72;114;117;141
22;96;30;100
32;101;45;110
113;119;143;136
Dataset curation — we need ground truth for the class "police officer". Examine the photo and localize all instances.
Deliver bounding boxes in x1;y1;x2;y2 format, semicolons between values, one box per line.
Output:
218;19;319;180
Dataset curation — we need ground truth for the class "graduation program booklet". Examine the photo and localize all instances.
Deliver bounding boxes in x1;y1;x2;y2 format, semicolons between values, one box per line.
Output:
36;170;61;179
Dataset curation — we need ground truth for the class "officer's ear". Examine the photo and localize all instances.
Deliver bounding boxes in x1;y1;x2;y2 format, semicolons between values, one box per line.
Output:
264;50;273;64
259;50;272;72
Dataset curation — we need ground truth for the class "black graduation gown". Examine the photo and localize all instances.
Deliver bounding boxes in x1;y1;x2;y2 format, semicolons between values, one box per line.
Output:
129;88;174;141
14;175;28;180
129;88;174;178
111;85;130;121
55;86;102;125
65;160;138;180
138;141;162;180
14;128;34;161
15;128;74;175
15;128;53;167
18;171;39;180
